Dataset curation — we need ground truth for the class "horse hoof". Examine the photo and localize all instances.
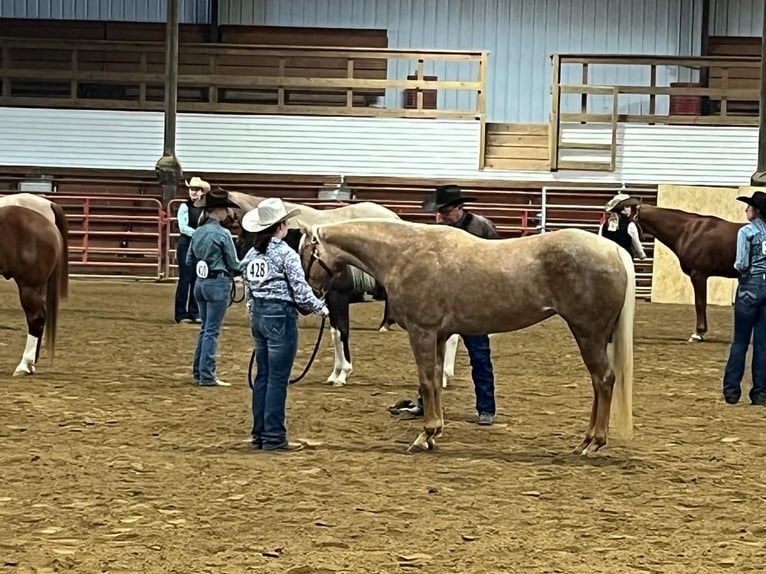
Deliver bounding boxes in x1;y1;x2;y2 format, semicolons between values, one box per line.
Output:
688;333;704;343
378;326;389;333
332;381;346;388
12;366;33;377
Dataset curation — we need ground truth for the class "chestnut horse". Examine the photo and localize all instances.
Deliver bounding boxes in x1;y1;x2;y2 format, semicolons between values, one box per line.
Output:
635;204;742;342
298;219;635;454
0;202;69;375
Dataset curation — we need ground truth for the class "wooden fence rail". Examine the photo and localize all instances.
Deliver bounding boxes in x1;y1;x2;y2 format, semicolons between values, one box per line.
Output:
550;53;761;171
0;37;486;120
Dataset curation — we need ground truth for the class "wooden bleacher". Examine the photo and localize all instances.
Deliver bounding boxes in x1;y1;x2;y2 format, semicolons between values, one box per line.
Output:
0;18;389;110
707;36;761;116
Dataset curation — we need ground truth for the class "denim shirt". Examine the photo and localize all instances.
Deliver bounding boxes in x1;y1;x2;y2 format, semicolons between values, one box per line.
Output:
734;218;766;277
186;219;240;275
240;237;324;313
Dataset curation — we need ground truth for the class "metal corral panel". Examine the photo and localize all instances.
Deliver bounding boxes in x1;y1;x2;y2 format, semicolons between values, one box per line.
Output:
0;107;480;177
710;0;764;35
219;0;704;123
0;0;210;22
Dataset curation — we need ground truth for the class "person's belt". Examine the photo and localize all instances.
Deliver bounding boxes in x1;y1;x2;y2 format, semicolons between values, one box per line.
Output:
745;273;766;280
205;270;231;279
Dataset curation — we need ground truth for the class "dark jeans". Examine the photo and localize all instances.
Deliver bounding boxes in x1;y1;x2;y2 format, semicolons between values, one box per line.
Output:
723;276;766;404
174;237;199;321
250;298;299;449
192;276;231;384
418;334;496;416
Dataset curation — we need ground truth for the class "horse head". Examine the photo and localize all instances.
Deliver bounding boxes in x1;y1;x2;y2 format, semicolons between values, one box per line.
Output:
296;221;343;296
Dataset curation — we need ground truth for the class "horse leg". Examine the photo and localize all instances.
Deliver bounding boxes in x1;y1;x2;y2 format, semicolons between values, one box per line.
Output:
406;329;444;452
378;297;396;332
442;333;460;388
326;293;352;386
569;329;614;455
689;272;708;342
13;284;46;376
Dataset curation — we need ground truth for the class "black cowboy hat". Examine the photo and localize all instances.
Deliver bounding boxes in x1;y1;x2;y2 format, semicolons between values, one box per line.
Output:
736;190;766;213
193;188;240;210
422;184;476;213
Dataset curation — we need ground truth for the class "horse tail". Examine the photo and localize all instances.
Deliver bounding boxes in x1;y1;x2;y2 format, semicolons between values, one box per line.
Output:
50;201;69;299
609;246;635;441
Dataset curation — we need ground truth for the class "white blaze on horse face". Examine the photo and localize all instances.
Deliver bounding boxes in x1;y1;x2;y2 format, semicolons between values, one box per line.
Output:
326;327;352;386
13;334;38;376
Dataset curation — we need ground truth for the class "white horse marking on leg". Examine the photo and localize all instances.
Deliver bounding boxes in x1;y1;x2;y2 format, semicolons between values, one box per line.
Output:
326;327;352;386
13;334;38;376
442;334;460;388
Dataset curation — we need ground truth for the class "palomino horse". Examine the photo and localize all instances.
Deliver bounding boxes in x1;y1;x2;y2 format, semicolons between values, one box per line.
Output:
298;219;636;454
227;190;402;385
0;202;69;375
635;204;742;342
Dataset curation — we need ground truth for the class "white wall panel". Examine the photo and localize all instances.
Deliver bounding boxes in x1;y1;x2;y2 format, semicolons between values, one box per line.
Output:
0;108;758;187
0;107;480;177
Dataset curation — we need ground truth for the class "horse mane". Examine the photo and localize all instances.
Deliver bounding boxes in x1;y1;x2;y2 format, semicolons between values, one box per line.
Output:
642;204;742;225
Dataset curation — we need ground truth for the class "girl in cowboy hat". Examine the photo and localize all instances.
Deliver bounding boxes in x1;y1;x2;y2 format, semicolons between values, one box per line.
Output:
239;198;329;452
173;178;207;324
722;191;766;405
599;193;647;260
186;189;242;387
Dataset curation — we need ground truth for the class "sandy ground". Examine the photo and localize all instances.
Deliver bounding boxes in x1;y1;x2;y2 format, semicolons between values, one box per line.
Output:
1;280;765;574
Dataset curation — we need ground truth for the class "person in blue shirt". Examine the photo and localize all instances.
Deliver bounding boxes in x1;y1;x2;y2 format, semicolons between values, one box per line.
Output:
187;188;242;388
723;191;766;405
174;176;208;324
240;198;329;452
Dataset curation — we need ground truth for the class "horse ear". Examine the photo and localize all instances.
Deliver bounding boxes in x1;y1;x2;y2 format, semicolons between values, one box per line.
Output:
296;219;312;236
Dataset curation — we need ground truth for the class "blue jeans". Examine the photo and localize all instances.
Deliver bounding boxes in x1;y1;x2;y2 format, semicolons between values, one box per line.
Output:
417;334;496;416
462;334;496;416
192;276;231;384
250;298;299;448
174;237;199;321
723;276;766;404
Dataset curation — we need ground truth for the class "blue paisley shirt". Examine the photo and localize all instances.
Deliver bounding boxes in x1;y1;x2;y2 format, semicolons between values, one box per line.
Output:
734;218;766;276
240;237;324;313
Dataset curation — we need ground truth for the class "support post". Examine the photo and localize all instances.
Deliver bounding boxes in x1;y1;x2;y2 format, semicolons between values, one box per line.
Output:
751;5;766;186
155;0;183;206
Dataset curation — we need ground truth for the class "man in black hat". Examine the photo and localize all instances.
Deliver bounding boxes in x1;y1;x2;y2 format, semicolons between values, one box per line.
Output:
723;190;766;405
393;185;499;425
423;184;500;239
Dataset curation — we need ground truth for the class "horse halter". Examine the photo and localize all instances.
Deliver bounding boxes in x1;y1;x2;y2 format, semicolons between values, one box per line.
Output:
304;238;336;298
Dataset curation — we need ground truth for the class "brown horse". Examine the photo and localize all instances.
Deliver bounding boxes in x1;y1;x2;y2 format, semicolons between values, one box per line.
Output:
298;219;635;454
0;203;69;376
635;204;742;342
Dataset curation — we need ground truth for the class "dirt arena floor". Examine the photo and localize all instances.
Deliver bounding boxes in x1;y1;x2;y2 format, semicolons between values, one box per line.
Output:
1;280;766;573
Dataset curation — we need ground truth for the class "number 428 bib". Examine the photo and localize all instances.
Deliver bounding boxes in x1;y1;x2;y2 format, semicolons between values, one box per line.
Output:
245;259;270;284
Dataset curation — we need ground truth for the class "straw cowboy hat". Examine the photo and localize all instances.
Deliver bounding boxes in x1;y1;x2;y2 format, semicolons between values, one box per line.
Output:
241;197;301;233
737;191;766;214
605;193;641;213
422;184;476;213
185;176;211;192
193;188;240;210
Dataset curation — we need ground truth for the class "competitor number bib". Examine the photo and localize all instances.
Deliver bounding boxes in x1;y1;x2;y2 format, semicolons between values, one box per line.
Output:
196;260;209;279
246;259;270;284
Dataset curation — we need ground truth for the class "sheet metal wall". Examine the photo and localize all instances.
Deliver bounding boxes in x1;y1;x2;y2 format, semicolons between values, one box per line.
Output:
218;0;705;122
0;0;210;23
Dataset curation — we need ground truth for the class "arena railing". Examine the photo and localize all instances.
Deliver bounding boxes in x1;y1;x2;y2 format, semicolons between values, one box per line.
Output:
0;193;165;279
540;185;657;298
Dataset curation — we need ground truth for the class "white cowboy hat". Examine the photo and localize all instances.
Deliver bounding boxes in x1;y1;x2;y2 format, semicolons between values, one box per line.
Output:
185;176;211;192
605;193;640;213
241;198;301;233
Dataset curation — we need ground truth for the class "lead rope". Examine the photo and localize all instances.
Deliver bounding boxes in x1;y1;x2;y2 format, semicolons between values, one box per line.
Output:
247;314;327;389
